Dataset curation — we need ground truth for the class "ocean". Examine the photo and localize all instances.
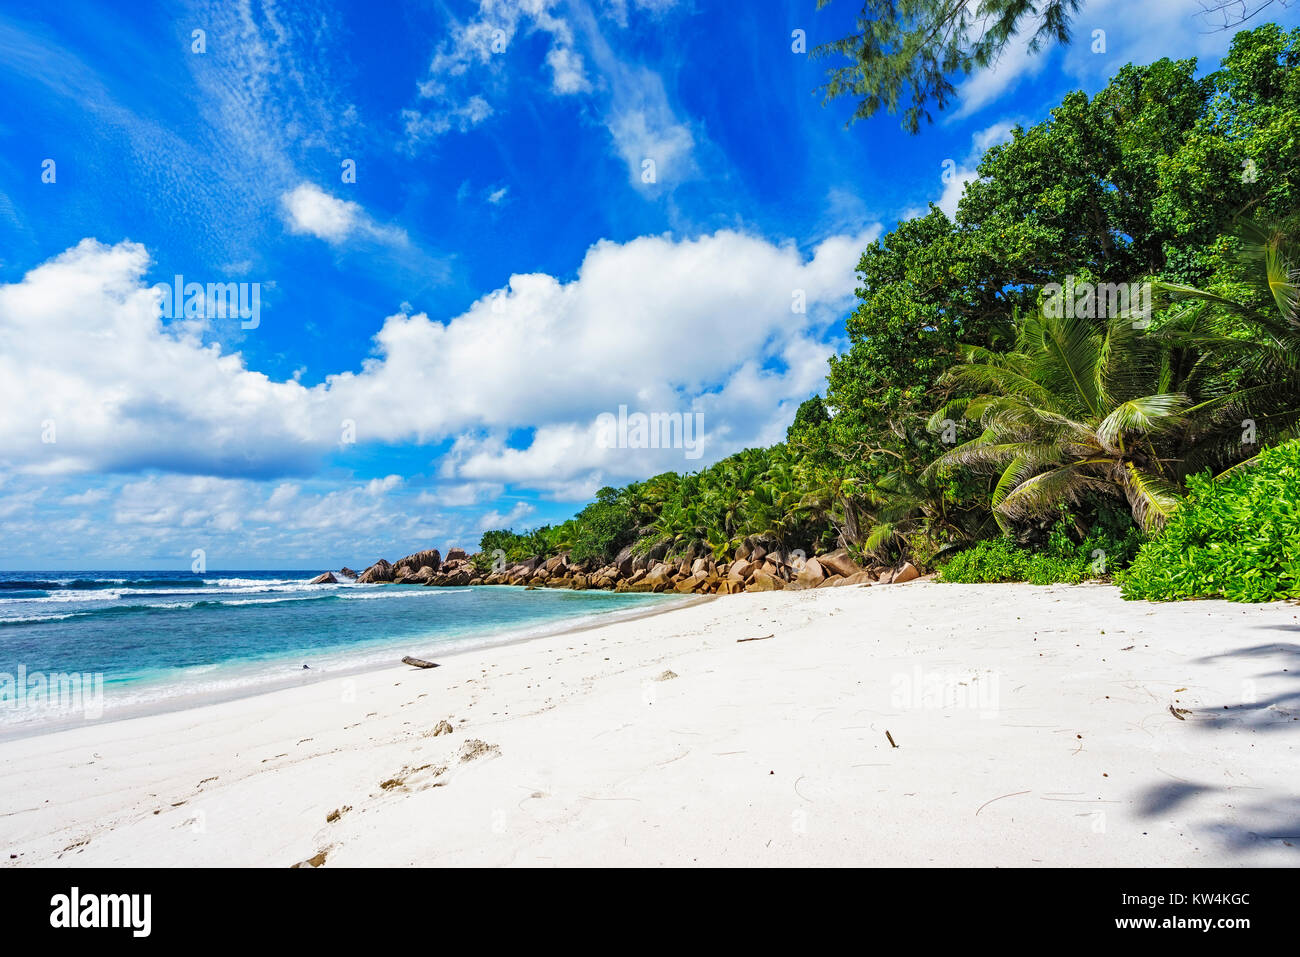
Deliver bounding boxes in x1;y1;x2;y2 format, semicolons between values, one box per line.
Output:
0;570;678;732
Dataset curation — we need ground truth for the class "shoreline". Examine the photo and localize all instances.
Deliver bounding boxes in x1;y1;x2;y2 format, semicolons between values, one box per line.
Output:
2;581;1297;867
0;587;703;743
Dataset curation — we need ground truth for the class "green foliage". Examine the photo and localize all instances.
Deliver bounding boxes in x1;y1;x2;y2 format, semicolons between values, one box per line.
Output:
1120;439;1300;602
926;308;1196;532
936;537;1073;584
813;0;1082;132
938;511;1143;585
567;487;637;565
812;2;1287;133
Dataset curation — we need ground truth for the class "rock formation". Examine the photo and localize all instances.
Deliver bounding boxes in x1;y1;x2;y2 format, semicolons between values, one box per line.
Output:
348;542;925;596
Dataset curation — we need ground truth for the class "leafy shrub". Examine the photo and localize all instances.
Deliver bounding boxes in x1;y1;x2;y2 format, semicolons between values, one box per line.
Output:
1120;440;1300;602
568;487;636;565
937;537;1088;584
938;510;1143;585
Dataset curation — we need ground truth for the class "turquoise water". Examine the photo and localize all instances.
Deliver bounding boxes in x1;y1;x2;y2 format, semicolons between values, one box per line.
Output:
0;571;678;730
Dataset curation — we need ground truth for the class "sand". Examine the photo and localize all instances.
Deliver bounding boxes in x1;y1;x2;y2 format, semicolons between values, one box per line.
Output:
1;581;1296;867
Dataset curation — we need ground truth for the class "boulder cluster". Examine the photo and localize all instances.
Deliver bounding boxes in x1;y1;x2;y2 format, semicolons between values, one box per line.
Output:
333;539;922;595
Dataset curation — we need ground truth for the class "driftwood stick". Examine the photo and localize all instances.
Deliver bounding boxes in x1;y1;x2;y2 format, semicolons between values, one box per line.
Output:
402;656;439;669
737;634;774;643
885;730;898;748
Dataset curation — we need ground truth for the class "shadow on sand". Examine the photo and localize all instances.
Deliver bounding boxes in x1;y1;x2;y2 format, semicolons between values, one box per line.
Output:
1131;638;1300;857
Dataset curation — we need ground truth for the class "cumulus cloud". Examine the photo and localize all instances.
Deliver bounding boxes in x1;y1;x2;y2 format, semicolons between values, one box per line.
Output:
0;227;876;491
475;501;535;531
0;239;323;478
281;183;408;246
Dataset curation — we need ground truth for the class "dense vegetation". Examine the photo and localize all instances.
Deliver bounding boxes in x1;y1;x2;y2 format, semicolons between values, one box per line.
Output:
481;26;1300;601
1119;438;1300;602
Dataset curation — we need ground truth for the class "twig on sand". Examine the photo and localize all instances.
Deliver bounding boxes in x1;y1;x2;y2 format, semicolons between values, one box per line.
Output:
656;749;690;767
975;790;1031;816
885;730;898;748
737;634;774;643
402;656;439;669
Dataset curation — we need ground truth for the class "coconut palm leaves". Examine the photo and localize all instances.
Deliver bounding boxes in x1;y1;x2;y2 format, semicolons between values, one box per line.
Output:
1149;214;1300;472
926;309;1192;531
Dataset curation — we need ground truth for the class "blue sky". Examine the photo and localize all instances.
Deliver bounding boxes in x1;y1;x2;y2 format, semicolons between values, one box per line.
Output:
2;0;1296;570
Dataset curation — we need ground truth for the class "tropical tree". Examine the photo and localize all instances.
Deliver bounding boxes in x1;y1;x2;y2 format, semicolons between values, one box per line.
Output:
812;0;1285;132
926;310;1197;531
813;0;1084;132
1151;213;1300;472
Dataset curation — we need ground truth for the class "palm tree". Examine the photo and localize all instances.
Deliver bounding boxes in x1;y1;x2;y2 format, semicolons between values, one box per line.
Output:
863;466;996;559
1151;213;1300;475
926;309;1194;531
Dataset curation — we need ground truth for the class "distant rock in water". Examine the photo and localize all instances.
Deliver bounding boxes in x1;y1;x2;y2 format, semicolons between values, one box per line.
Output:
309;572;337;585
391;549;442;582
338;567;358;579
357;559;394;583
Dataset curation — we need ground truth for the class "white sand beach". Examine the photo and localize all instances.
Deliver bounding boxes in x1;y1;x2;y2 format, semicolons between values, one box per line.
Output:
1;581;1296;868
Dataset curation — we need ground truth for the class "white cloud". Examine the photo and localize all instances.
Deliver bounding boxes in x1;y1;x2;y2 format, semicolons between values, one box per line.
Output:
476;501;535;531
0;227;877;490
401;96;494;146
486;185;509;205
89;472;455;561
281;183;408;246
547;46;593;94
970;118;1018;155
365;474;404;496
417;482;505;507
571;6;698;190
405;1;573;146
601;0;681;28
61;488;108;506
950;31;1047;122
604;74;696;189
405;0;700;192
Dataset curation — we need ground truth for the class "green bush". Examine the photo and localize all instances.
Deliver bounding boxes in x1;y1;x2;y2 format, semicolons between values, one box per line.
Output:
1120;439;1300;603
937;537;1090;584
938;511;1143;585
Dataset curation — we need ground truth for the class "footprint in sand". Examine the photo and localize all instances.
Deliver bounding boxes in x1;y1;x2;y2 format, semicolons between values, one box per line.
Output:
459;739;500;762
290;847;330;868
379;763;449;793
